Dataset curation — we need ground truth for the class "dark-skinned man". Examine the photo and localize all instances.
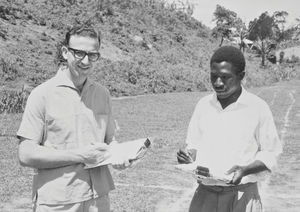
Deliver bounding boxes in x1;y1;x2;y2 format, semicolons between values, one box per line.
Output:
177;46;282;212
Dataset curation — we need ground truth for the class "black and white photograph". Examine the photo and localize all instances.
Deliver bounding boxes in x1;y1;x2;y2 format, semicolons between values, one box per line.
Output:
0;0;299;211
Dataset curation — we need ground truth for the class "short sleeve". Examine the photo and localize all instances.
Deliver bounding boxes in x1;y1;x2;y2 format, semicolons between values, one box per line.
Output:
17;88;45;144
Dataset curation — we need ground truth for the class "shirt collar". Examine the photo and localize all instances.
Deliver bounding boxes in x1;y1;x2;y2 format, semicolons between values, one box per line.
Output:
55;66;93;92
211;86;250;109
236;86;251;105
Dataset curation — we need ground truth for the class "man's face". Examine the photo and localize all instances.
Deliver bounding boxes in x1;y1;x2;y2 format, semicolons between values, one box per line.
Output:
210;61;243;99
63;35;100;83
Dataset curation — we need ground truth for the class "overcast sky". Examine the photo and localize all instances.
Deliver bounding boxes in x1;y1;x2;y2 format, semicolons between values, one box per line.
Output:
173;0;299;28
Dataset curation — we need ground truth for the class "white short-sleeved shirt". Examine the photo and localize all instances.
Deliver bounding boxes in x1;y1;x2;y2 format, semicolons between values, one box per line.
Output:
17;67;116;204
186;88;282;183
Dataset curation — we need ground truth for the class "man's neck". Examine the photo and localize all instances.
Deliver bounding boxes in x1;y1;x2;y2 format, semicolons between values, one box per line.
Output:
74;79;86;93
64;67;86;93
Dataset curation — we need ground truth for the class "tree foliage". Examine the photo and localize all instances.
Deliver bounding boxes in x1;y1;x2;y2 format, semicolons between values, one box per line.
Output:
232;17;248;52
273;10;289;42
248;12;276;66
248;12;274;41
273;11;288;30
212;4;237;46
293;17;300;38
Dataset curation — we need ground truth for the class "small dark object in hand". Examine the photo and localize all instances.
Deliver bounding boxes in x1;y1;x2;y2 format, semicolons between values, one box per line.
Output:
128;138;151;163
195;166;210;177
144;138;151;148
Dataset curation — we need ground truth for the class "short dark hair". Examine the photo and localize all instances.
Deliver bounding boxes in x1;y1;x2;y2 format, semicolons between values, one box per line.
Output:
63;25;101;47
210;46;246;73
55;25;101;66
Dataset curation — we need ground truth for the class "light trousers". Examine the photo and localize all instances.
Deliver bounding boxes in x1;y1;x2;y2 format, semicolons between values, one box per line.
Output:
34;195;110;212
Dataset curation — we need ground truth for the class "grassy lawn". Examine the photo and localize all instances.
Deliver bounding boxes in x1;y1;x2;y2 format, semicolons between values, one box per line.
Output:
0;80;299;212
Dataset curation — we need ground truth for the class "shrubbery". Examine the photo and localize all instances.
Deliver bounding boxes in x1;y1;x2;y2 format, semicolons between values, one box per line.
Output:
0;58;19;81
244;55;300;87
0;0;299;110
0;89;28;113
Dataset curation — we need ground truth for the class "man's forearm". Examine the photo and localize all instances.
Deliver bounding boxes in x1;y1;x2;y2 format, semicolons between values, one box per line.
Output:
243;160;270;176
227;160;270;185
18;141;83;169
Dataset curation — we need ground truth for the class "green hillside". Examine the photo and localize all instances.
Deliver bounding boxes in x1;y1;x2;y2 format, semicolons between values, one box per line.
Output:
0;0;298;98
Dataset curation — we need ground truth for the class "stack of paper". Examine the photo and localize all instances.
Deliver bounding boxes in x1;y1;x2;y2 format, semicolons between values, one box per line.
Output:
175;163;234;186
84;138;152;169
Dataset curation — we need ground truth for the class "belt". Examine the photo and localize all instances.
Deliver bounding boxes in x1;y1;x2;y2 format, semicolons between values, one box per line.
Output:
199;182;257;193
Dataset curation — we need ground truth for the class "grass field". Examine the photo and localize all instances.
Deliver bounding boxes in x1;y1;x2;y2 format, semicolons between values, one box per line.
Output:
0;80;299;212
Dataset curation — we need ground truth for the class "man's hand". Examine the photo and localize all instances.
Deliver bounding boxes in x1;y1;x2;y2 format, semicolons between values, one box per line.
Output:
111;156;131;170
108;141;132;170
73;143;110;165
226;161;269;185
177;149;195;164
226;165;246;185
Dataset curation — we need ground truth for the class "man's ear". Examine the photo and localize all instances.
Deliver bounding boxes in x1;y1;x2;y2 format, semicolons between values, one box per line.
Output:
61;46;69;60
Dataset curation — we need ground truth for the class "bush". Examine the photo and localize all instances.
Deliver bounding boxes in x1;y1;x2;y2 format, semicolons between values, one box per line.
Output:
286;55;300;64
0;58;19;81
0;89;28;114
244;57;300;88
273;64;300;81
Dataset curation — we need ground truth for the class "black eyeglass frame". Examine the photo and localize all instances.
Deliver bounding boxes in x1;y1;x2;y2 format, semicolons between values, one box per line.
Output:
67;47;100;62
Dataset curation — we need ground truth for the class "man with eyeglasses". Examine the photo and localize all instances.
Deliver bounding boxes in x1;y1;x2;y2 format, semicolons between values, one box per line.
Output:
17;25;129;212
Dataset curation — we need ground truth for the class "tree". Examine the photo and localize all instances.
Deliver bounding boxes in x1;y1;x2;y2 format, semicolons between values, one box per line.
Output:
212;5;237;47
232;17;248;52
248;12;276;66
295;18;300;29
273;11;289;42
273;11;288;30
294;18;300;38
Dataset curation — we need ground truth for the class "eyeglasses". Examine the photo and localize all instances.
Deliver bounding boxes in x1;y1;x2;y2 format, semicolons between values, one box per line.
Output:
67;47;100;62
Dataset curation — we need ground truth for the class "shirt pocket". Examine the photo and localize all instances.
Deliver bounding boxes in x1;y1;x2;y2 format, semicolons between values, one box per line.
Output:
45;114;78;149
45;111;109;149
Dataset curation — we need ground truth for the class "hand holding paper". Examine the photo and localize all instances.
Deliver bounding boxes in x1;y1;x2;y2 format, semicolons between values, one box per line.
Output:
175;163;234;186
84;138;152;169
109;141;132;170
72;143;110;165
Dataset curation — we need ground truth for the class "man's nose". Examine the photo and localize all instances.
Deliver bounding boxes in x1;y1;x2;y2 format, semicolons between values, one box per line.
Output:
81;55;90;64
214;77;223;87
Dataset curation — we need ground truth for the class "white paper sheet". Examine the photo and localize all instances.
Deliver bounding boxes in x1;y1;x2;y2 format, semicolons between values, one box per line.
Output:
84;138;152;169
174;163;234;186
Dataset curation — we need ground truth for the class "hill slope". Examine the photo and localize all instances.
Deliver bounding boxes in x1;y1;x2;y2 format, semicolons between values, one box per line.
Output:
0;0;216;96
0;0;298;97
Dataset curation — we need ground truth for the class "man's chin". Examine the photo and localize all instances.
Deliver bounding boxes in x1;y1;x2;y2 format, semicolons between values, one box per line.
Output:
79;67;91;73
216;92;230;99
75;67;92;75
